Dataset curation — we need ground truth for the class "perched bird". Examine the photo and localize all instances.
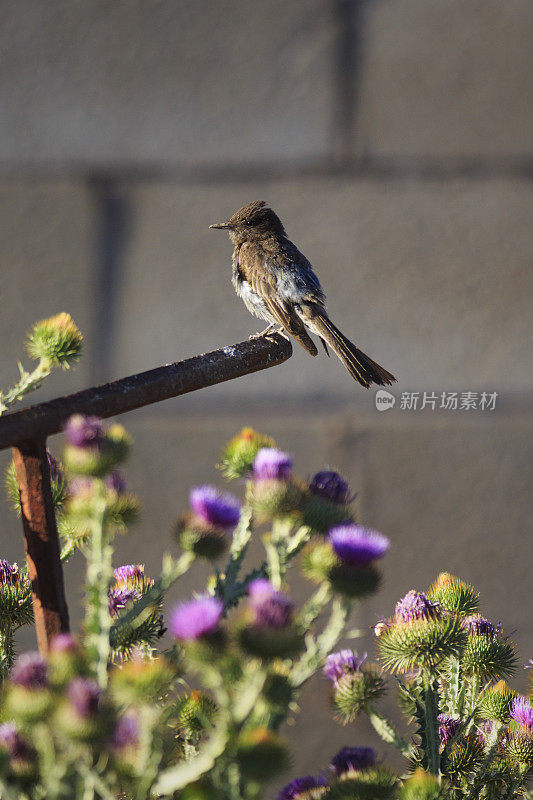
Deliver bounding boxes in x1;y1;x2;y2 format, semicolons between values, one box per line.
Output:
210;201;396;388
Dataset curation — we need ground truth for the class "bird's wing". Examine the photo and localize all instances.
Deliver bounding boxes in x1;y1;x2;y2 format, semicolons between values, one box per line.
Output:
240;245;318;356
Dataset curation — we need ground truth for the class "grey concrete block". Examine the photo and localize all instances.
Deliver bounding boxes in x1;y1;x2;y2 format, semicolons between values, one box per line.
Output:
0;180;96;403
355;0;533;156
112;177;533;399
0;1;335;166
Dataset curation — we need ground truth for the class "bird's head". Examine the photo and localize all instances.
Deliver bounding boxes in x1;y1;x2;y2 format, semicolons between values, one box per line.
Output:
210;201;286;243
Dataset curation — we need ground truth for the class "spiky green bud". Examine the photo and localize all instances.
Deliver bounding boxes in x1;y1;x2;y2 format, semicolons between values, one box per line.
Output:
218;428;275;480
301;542;338;583
63;422;131;478
427;573;479;616
175;514;228;560
444;733;484;777
175;691;217;738
262;668;295;711
332;667;387;723
479;681;516;723
399;769;447;800
300;492;353;535
238;623;305;661
505;726;533;767
26;312;82;368
378;615;468;673
327;563;381;599
3;685;53;724
236;728;290;781
248;478;304;522
0;564;32;630
327;768;397;800
461;632;517;681
110;658;176;705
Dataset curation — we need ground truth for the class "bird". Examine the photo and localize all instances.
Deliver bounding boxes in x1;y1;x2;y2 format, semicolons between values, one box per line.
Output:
210;201;396;388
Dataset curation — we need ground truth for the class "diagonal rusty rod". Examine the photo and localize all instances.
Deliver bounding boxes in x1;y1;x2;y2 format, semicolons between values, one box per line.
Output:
0;333;292;450
1;334;292;653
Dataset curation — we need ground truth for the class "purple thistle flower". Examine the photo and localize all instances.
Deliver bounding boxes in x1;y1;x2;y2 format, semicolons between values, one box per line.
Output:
248;579;293;629
330;746;376;775
68;476;95;497
114;564;145;586
189;485;241;529
169;596;223;641
323;649;367;683
525;659;533;669
476;719;494;746
438;714;461;744
510;696;533;730
11;652;47;689
113;712;140;749
50;633;77;653
105;470;126;493
278;775;326;800
68;678;101;718
0;723;33;760
253;448;293;481
108;587;139;617
46;451;61;481
395;590;440;623
309;471;356;505
328;525;389;566
0;559;21;587
461;615;496;637
64;414;103;449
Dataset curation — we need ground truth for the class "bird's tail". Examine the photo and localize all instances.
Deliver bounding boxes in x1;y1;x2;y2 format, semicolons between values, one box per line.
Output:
307;313;396;389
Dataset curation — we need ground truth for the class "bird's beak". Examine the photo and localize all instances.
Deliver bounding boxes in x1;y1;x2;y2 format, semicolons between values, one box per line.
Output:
209;222;231;229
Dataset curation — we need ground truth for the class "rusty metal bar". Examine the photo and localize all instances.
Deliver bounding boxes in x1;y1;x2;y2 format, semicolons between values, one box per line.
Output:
12;439;70;652
0;334;292;450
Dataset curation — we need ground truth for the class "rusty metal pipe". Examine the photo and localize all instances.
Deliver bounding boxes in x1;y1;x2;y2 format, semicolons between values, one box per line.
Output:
0;334;292;450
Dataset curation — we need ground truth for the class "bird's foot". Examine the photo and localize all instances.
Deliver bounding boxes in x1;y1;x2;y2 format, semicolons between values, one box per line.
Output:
249;323;277;340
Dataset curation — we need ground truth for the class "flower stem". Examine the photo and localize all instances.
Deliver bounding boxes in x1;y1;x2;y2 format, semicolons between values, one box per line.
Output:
84;484;112;688
423;674;441;776
0;359;50;415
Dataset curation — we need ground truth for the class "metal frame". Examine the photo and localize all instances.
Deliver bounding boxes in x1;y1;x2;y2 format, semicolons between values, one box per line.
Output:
0;334;292;652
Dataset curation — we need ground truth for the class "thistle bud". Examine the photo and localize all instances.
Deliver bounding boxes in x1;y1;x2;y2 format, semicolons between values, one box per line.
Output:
437;714;461;745
428;573;479;616
0;559;32;629
445;733;484;777
461;621;517;681
63;416;131;477
218;428;275;480
238;580;304;659
300;470;356;534
378;592;467;673
399;769;444;800
332;667;387;723
55;677;111;743
26;312;82;368
0;723;36;781
175;690;217;738
248;477;304;523
176;484;240;559
328;747;397;800
277;776;327;800
5;652;52;723
262;668;295;714
48;633;89;687
329;526;389;566
236;727;290;781
506;696;533;766
253;448;293;481
110;657;175;705
479;681;516;722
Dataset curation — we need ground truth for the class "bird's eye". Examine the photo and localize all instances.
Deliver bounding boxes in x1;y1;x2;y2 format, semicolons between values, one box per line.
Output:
246;220;255;226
